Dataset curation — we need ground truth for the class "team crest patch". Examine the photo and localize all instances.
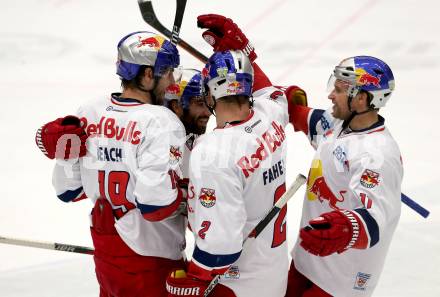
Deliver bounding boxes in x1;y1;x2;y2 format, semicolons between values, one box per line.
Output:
199;188;216;208
360;169;380;188
169;146;182;165
353;272;371;291
224;266;240;279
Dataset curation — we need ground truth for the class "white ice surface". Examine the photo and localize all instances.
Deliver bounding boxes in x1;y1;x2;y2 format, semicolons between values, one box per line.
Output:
0;0;439;296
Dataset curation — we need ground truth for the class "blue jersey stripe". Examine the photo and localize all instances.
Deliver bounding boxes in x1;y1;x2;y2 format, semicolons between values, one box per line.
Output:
193;245;241;269
57;187;83;203
309;109;325;139
354;208;380;247
136;199;168;214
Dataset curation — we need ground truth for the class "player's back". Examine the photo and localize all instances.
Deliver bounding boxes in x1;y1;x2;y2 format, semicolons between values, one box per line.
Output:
188;88;289;296
55;94;186;259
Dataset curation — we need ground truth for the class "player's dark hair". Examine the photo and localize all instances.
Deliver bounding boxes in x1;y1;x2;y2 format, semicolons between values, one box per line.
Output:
120;65;151;90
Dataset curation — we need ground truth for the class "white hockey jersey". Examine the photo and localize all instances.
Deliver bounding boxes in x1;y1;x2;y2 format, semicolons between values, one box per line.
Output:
291;107;403;296
52;93;187;260
187;86;290;297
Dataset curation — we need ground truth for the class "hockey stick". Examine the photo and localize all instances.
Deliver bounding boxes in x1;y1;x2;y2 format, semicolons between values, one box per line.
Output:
204;173;307;297
169;0;187;46
138;0;208;63
0;235;94;255
401;193;430;218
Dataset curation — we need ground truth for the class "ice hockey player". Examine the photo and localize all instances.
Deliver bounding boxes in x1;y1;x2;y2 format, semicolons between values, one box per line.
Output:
163;68;211;178
35;31;188;297
285;56;403;297
165;14;293;297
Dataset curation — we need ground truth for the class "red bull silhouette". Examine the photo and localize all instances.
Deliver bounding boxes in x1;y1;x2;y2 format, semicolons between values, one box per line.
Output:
309;176;346;210
137;36;160;49
358;73;382;88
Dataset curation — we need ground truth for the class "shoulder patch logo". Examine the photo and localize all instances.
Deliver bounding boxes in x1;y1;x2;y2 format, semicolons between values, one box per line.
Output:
360;169;380;188
199;188;216;208
169;146;182;165
353;272;371;291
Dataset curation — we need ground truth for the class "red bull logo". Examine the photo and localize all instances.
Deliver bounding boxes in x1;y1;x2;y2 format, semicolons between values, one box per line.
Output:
360;169;380;188
169;145;182;165
201;67;209;79
307;159;346;210
165;84;182;100
309;176;346;210
356;68;381;88
226;81;244;94
137;36;161;49
199;188;216;208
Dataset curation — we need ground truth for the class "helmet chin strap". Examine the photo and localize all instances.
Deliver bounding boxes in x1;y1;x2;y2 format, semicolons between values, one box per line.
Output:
343;90;375;129
205;96;217;116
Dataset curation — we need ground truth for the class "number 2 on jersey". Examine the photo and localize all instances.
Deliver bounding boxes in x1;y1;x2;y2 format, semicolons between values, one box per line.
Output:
98;170;135;219
272;183;287;248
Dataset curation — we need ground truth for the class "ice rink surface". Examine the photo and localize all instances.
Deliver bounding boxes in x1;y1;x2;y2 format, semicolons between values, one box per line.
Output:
0;0;439;296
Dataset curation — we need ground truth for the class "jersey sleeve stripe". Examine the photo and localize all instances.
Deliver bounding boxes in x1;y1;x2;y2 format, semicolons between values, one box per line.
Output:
308;109;325;140
192;245;241;269
136;188;183;222
354;208;380;247
57;187;84;203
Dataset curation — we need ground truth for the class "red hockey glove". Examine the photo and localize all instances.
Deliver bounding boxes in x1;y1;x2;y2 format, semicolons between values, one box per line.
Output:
35;115;87;160
285;85;307;107
299;210;363;256
282;85;309;132
197;14;257;62
166;270;208;297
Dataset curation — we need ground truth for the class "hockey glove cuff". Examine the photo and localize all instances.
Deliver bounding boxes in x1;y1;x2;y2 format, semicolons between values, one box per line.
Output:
166;269;208;297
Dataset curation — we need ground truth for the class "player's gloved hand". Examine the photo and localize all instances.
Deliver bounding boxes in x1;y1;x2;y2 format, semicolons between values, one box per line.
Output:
285;85;307;107
283;85;309;132
299;210;363;256
35;115;87;160
197;14;257;62
166;269;208;297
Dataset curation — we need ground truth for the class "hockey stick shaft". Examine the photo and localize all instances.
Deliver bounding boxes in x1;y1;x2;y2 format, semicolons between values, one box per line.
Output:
204;173;307;297
401;193;430;218
170;0;187;45
138;0;208;63
0;235;94;255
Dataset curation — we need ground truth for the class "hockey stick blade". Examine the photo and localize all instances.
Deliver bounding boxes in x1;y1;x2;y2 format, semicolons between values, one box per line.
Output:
0;235;94;255
204;173;307;297
138;0;208;63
